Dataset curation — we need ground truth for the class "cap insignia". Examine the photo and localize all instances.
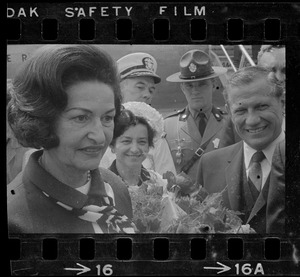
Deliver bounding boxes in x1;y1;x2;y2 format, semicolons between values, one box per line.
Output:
142;57;155;71
189;63;197;73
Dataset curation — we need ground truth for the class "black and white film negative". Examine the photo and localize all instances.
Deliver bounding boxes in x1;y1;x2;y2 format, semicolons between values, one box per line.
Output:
6;2;300;276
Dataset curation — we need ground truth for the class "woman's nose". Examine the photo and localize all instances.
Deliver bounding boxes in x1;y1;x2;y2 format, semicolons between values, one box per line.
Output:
87;118;106;143
130;142;140;152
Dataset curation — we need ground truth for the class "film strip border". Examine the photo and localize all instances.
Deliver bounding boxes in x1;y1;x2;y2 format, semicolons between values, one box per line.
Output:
8;235;300;275
6;2;300;43
6;2;300;276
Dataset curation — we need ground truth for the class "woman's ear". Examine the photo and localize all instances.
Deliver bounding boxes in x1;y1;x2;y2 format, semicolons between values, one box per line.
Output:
110;145;115;154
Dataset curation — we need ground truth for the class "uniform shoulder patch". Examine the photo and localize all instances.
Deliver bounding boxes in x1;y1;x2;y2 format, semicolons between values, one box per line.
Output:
212;106;227;121
216;106;228;115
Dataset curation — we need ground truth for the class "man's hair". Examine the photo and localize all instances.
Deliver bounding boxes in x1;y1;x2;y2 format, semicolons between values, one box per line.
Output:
223;66;284;104
257;45;285;64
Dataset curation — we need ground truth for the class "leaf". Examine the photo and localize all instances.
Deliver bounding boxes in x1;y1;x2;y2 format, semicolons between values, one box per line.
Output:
193;186;209;202
145;215;161;232
163;171;198;196
163;171;177;191
176;222;190;233
135;218;147;233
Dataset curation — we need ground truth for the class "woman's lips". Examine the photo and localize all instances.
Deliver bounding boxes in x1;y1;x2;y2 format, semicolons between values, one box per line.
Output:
80;146;104;155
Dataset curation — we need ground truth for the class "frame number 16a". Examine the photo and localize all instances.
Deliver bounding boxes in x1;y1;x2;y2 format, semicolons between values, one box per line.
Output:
235;263;264;275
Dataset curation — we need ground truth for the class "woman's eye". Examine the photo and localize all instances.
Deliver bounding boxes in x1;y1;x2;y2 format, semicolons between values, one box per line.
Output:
73;115;89;123
102;115;114;124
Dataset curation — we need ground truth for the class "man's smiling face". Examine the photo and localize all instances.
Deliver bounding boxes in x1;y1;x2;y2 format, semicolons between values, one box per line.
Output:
228;77;284;150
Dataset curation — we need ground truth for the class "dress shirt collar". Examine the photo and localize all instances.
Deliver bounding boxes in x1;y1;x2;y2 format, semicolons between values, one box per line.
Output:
189;105;212;120
243;130;285;169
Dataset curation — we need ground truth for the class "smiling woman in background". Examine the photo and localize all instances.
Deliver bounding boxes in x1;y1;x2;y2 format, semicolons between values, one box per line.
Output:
7;45;135;233
109;101;167;189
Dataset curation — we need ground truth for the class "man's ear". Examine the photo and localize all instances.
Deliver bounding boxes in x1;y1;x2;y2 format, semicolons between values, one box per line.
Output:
180;82;185;92
225;103;230;114
280;93;286;110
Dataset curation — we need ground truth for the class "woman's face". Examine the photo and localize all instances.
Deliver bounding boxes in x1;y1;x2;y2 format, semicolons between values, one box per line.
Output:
48;80;116;173
112;124;150;168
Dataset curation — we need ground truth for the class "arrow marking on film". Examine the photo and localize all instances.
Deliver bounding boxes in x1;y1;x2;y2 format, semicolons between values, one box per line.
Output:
64;263;91;275
204;262;231;274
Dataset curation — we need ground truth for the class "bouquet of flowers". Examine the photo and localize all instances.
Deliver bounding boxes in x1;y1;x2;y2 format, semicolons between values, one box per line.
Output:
128;171;255;233
128;180;164;233
162;171;256;233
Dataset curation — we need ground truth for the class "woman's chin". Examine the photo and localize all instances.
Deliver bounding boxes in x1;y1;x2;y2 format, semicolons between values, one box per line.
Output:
79;159;101;171
126;159;143;167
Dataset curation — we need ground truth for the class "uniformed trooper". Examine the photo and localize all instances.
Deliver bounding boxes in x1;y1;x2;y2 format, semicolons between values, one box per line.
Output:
164;49;238;182
100;52;176;175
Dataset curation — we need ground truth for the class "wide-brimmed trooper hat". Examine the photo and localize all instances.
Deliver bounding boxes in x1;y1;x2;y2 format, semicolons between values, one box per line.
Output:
117;52;161;84
166;49;227;82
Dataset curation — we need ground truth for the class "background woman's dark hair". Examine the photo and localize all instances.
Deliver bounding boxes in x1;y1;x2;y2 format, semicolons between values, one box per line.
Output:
110;109;156;148
7;45;122;149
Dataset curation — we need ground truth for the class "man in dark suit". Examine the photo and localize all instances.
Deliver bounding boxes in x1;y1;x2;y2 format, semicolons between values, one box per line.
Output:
196;66;285;233
267;139;285;233
164;50;238;182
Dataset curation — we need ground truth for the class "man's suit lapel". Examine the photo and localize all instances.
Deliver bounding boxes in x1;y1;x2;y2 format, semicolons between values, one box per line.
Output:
247;176;270;224
224;142;244;211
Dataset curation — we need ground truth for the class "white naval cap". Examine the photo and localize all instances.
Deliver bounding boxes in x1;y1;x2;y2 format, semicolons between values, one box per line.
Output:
117;52;161;84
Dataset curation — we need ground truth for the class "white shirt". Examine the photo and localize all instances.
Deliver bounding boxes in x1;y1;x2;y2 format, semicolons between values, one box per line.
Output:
243;130;285;189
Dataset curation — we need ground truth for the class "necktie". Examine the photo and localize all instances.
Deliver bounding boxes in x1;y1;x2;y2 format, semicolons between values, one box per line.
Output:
198;113;206;137
248;151;265;192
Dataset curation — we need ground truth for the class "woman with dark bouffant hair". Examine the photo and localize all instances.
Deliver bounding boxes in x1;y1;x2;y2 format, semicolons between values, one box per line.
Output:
108;102;167;189
7;45;136;233
7;79;30;184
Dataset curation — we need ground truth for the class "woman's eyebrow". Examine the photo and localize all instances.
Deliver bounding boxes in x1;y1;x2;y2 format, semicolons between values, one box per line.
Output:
104;108;116;114
65;107;91;113
65;107;116;113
